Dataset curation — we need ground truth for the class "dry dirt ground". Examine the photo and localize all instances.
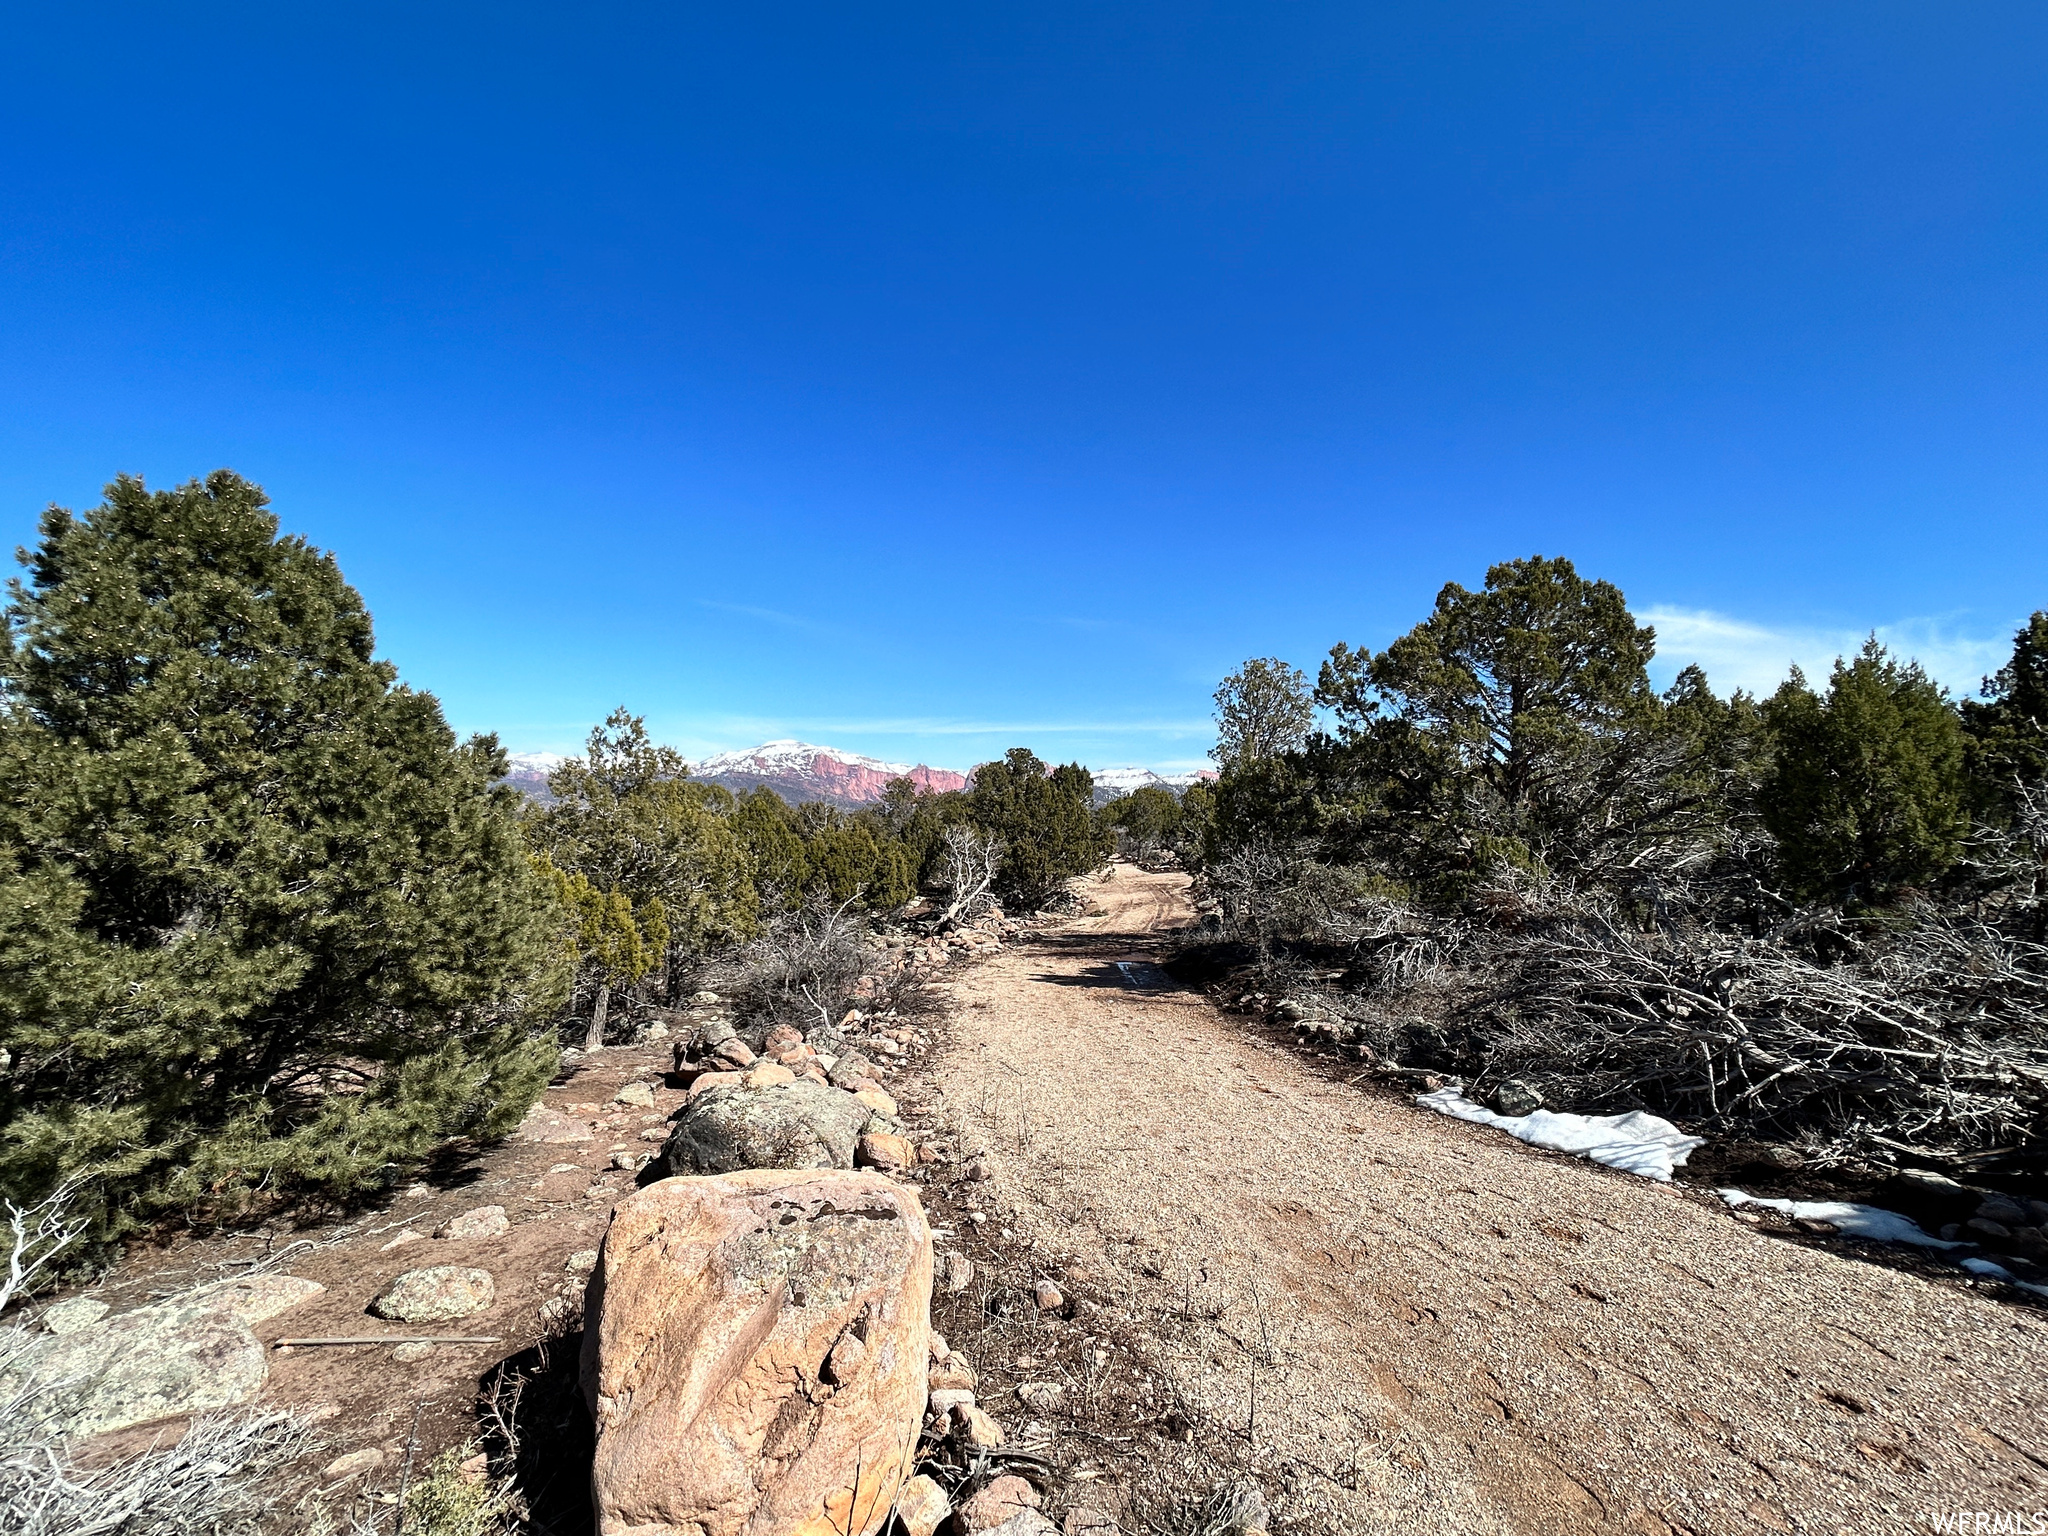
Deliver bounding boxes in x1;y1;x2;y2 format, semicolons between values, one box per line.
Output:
927;863;2048;1536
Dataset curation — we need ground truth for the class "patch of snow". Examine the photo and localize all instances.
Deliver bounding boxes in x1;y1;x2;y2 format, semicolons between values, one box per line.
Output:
1959;1257;2048;1298
1417;1086;1703;1181
506;751;566;772
1716;1190;1961;1248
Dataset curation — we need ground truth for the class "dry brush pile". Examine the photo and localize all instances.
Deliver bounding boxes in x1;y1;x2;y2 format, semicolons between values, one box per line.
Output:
1195;838;2048;1172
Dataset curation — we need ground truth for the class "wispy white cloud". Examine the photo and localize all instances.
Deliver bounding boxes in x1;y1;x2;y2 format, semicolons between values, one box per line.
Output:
696;600;843;637
1642;606;2012;699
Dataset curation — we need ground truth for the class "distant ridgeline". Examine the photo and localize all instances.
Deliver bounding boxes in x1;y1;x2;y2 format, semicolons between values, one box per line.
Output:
503;740;1212;808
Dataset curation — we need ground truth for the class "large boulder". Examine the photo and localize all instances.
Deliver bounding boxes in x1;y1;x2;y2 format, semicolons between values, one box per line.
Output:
581;1168;933;1536
663;1077;872;1175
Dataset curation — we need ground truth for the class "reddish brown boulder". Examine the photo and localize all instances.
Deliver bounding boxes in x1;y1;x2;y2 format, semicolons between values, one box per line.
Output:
686;1069;745;1103
581;1168;934;1536
856;1132;915;1174
893;1474;950;1536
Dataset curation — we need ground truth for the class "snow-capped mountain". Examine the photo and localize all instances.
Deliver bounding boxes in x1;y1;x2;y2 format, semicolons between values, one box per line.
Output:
1089;765;1216;796
1087;765;1218;805
500;751;566;802
692;741;970;807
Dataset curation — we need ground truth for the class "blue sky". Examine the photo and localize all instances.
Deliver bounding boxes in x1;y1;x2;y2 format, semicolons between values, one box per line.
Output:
3;4;2043;773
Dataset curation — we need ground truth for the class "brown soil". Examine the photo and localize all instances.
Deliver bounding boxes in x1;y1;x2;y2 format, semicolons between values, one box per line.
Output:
926;863;2048;1536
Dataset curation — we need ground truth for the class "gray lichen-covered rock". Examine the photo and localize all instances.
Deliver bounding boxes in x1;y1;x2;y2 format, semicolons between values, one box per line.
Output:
38;1297;109;1336
2;1275;322;1439
161;1273;326;1330
15;1314;267;1439
1195;1478;1271;1536
662;1077;871;1175
827;1050;879;1089
434;1205;510;1241
369;1265;495;1323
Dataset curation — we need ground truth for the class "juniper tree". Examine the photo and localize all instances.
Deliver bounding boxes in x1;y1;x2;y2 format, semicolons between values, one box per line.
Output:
534;858;665;1050
0;472;566;1240
968;749;1111;907
1761;639;1968;903
805;820;915;910
876;776;972;892
1105;784;1183;857
730;787;812;909
1963;612;2048;820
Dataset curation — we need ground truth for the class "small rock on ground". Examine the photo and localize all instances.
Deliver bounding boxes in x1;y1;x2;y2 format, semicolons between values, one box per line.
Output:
953;1403;1005;1448
434;1205;509;1241
893;1474;951;1536
1487;1079;1544;1117
1017;1380;1065;1411
369;1265;495;1323
323;1449;385;1479
517;1105;595;1144
856;1131;915;1173
1196;1478;1270;1536
981;1517;1058;1536
962;1475;1041;1533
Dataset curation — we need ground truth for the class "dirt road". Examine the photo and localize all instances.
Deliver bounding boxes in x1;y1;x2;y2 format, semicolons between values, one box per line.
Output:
932;865;2048;1536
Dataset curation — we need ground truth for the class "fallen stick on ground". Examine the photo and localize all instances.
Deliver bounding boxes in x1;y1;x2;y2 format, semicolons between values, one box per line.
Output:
274;1335;503;1347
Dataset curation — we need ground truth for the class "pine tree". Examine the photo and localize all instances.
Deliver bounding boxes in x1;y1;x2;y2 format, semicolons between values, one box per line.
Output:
1213;658;1315;769
529;709;757;1019
533;858;663;1050
1761;639;1968;903
0;472;566;1239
